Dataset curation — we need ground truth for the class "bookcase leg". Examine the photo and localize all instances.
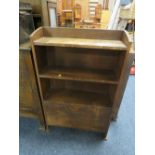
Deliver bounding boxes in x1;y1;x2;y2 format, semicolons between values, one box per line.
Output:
38;116;46;132
111;115;118;121
111;111;118;121
103;133;108;141
38;123;46;131
38;123;50;133
45;125;50;133
45;125;53;135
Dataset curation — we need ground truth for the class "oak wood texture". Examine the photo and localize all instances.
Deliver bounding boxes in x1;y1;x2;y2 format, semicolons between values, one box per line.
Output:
19;42;41;118
62;0;74;10
34;37;127;50
74;4;82;20
95;4;102;20
30;27;131;137
39;66;118;84
44;98;111;132
111;47;135;120
44;89;112;107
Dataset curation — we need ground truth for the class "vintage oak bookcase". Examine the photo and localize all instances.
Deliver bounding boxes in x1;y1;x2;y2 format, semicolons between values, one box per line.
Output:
30;27;131;138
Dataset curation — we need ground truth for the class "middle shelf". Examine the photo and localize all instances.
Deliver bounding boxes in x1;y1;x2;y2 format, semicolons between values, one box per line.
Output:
39;66;119;84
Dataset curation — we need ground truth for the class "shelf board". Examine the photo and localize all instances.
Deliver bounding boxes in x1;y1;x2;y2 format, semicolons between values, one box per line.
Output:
44;89;112;108
34;37;127;51
39;67;118;84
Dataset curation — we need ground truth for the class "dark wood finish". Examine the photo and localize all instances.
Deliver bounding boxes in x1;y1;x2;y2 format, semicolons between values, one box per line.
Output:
30;27;131;138
19;0;42;14
44;99;111;132
19;42;41;119
39;66;118;84
19;0;42;29
44;90;111;107
111;47;135;120
34;37;127;50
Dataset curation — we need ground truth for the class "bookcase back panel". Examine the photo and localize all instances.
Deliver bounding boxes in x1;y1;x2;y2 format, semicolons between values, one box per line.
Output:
54;47;121;70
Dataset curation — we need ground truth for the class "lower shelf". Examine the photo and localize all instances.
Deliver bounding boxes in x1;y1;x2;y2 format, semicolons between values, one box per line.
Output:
44;89;112;108
43;90;112;132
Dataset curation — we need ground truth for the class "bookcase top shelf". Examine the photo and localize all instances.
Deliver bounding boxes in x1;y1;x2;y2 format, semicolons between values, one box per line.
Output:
34;37;127;50
31;27;131;51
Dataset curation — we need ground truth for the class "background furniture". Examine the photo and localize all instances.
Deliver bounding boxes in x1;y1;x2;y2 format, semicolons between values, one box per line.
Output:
61;0;75;27
19;0;42;29
75;0;89;20
19;2;45;127
20;0;42;14
95;4;102;21
30;27;131;138
41;0;57;26
100;0;111;29
74;4;82;28
19;37;45;129
19;2;35;44
19;42;40;118
74;4;82;21
19;3;36;117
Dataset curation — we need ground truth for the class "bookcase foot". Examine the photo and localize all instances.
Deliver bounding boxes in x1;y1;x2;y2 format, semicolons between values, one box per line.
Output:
103;133;108;141
111;117;117;121
38;124;46;132
111;114;118;121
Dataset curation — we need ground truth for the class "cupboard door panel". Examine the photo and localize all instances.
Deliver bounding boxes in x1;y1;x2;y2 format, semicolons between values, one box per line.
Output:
44;102;111;132
19;48;40;116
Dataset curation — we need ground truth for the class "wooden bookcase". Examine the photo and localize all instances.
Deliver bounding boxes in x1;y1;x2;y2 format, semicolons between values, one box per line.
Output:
30;27;131;138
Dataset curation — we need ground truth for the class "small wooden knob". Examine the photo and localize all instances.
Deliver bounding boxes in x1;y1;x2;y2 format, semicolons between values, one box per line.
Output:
58;74;62;78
